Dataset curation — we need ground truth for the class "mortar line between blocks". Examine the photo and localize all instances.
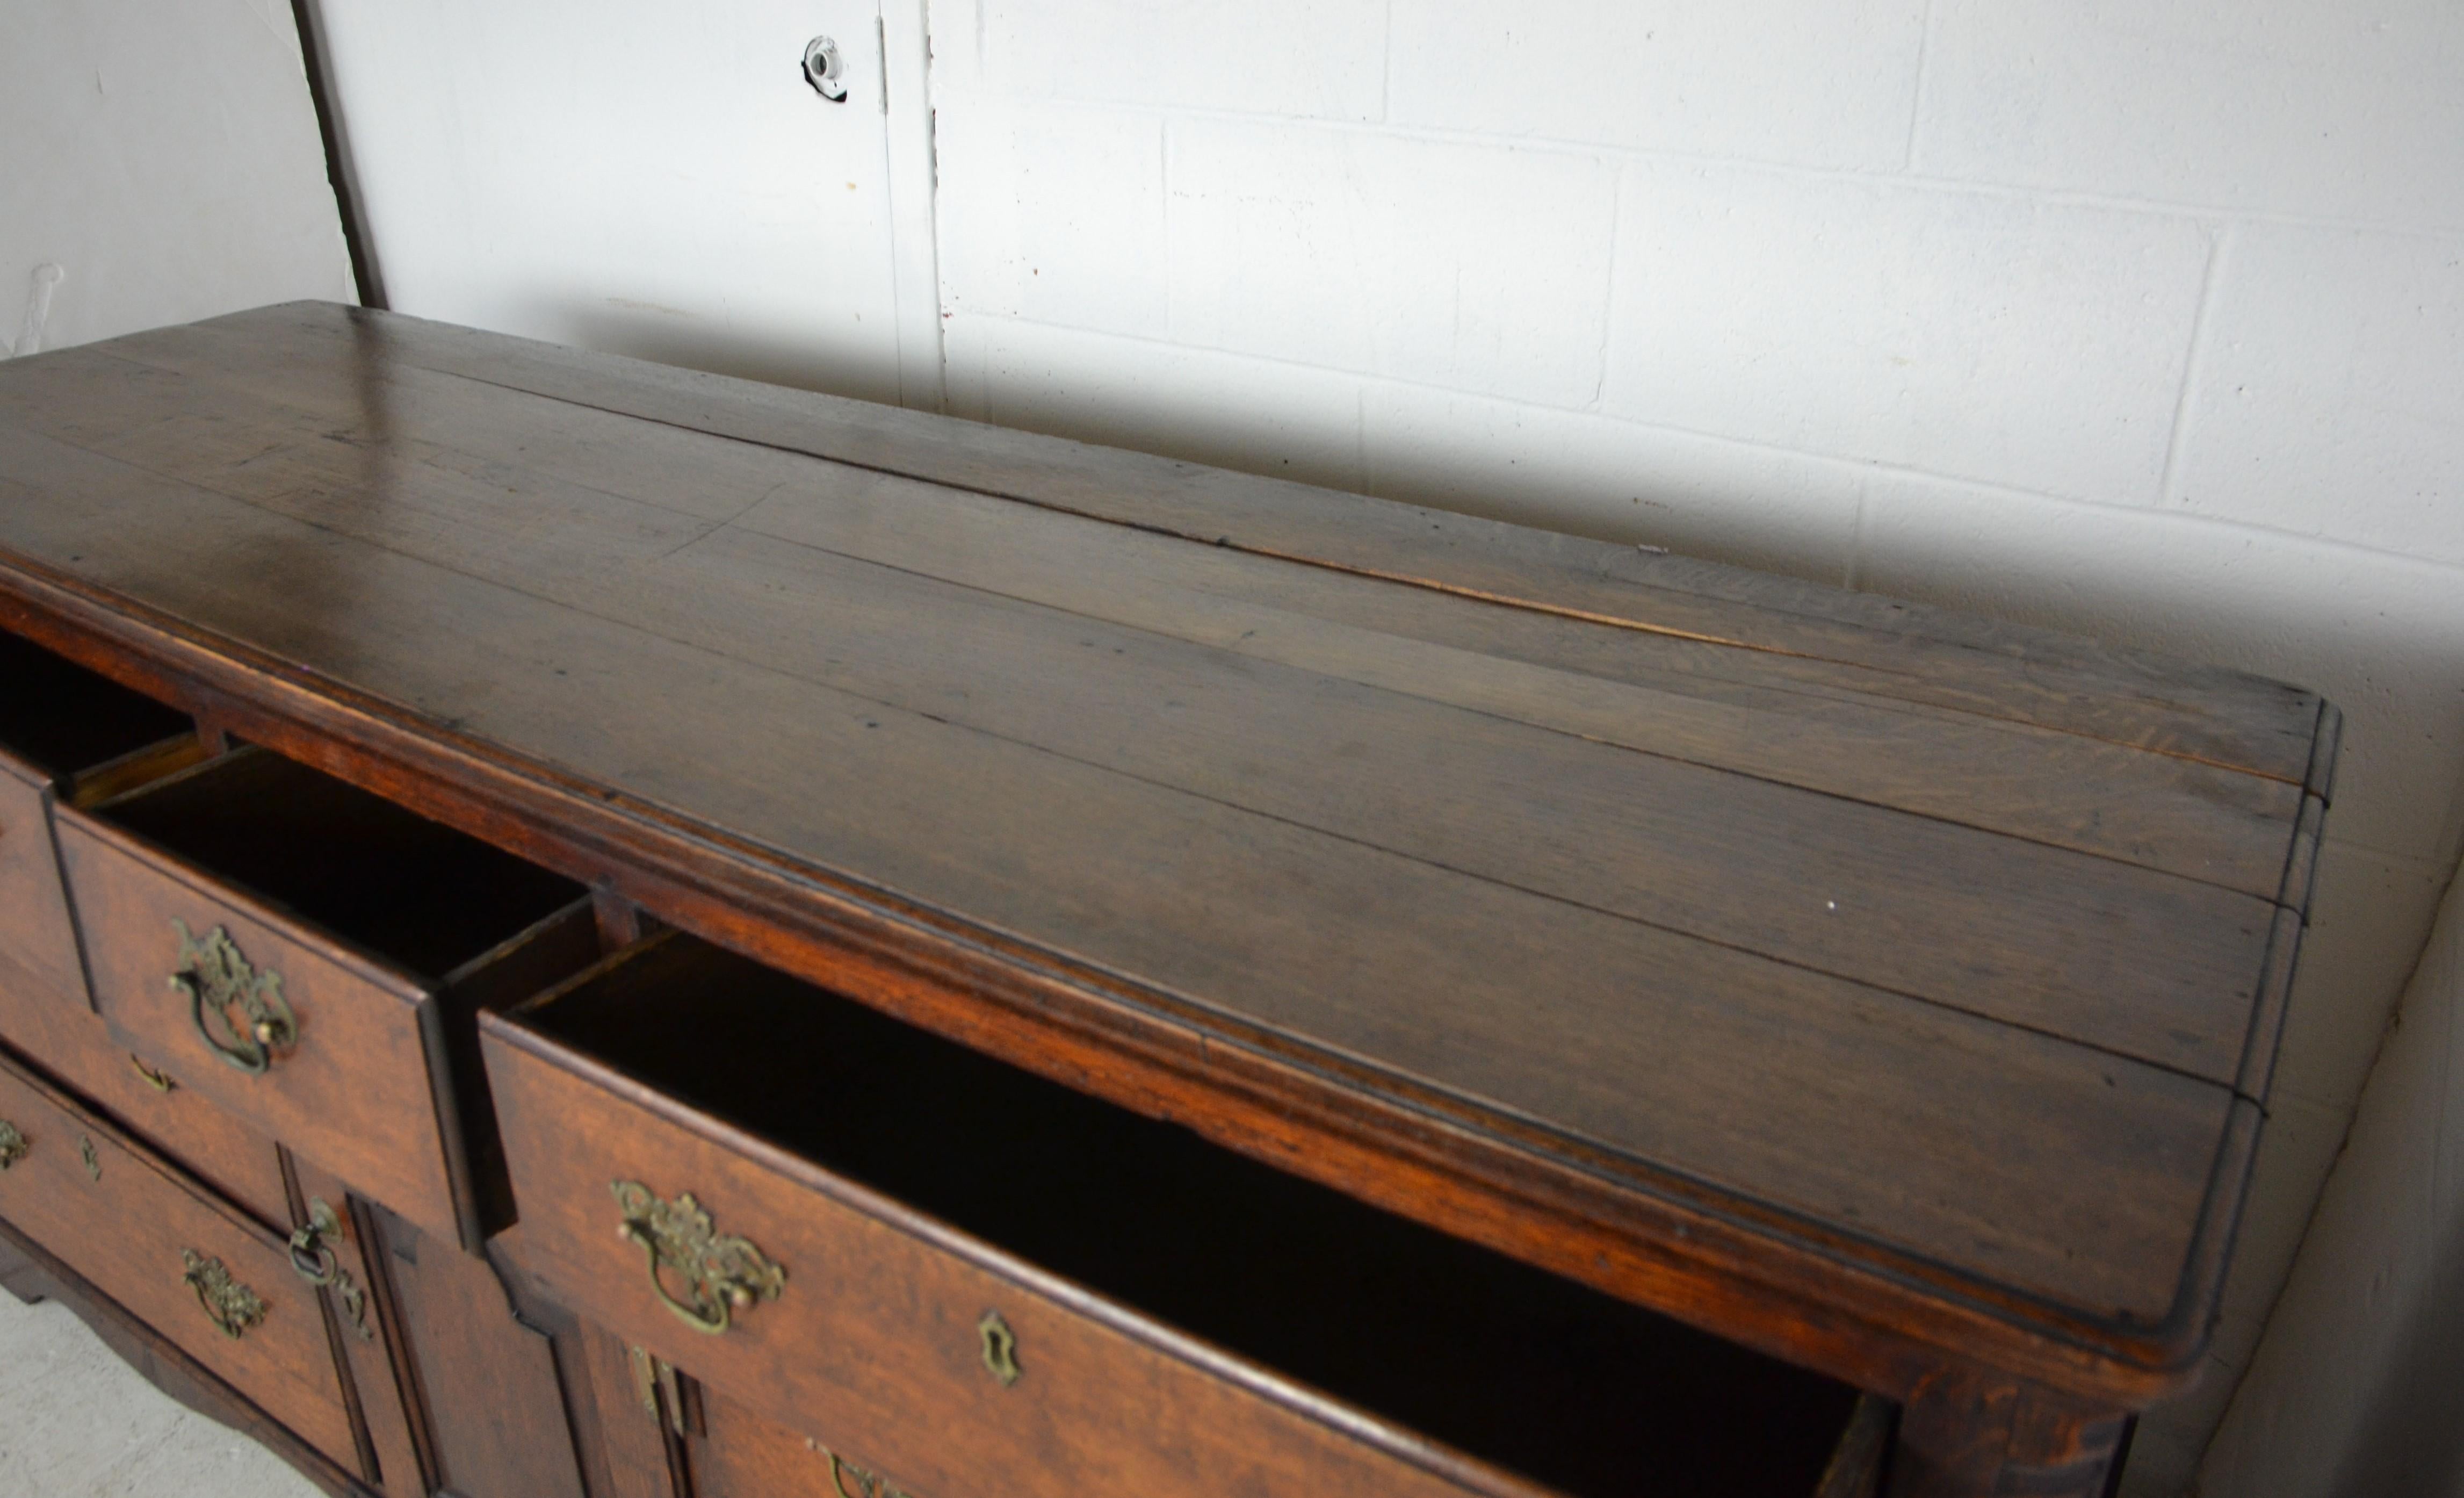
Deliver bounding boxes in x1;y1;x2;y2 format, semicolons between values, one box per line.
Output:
1002;94;2464;240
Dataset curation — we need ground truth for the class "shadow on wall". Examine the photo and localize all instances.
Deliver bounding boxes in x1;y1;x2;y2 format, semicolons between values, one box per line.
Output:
515;296;1852;599
0;264;65;361
2328;1207;2464;1498
535;297;907;412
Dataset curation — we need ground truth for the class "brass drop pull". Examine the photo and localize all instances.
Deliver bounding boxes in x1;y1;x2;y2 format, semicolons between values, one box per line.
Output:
287;1198;345;1284
128;1055;177;1093
288;1198;376;1341
170;921;296;1074
610;1181;784;1335
180;1249;266;1340
0;1118;26;1170
978;1310;1022;1387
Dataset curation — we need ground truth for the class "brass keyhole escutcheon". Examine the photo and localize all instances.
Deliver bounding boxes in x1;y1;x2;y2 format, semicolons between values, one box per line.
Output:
0;1118;26;1170
181;1249;266;1341
610;1181;785;1335
978;1310;1021;1387
78;1135;99;1182
170;921;296;1074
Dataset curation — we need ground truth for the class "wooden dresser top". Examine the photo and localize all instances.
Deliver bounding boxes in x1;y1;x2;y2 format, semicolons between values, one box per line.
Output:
0;303;2334;1403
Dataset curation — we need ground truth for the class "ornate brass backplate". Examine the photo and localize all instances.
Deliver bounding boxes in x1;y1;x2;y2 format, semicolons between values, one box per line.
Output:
181;1249;267;1340
0;1118;26;1170
288;1198;375;1341
610;1180;785;1335
978;1310;1022;1387
170;920;297;1074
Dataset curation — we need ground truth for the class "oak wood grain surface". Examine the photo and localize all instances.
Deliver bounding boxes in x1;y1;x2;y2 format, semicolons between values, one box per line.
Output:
0;303;2336;1405
486;932;1873;1498
53;746;587;1247
0;960;293;1231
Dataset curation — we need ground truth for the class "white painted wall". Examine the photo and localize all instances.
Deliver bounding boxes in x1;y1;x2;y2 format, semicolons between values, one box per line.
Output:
0;0;350;358
312;0;941;409
922;5;2464;1493
2200;860;2464;1498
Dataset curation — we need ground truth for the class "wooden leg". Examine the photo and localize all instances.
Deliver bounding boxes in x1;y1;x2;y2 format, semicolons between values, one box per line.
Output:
1889;1367;2130;1498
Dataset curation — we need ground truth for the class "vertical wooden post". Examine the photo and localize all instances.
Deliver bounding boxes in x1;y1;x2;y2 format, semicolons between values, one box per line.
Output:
1890;1366;2130;1497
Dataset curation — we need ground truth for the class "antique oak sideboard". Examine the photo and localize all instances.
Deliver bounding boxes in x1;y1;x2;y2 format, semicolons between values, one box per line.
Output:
0;304;2333;1498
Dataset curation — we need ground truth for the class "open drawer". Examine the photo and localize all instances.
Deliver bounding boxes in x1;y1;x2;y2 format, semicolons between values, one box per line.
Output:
54;745;599;1248
482;934;1891;1498
0;627;200;1011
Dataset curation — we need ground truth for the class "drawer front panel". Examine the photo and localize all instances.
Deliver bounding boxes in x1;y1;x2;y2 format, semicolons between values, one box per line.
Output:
54;811;463;1239
0;1051;359;1468
483;1023;1532;1498
0;962;291;1229
0;753;85;1007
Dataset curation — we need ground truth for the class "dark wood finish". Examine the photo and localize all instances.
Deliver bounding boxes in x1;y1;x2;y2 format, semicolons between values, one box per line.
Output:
0;1215;375;1498
362;1206;591;1498
1887;1366;2134;1498
0;1227;44;1302
0;303;2345;1498
0;1045;359;1469
562;1315;692;1498
0;625;194;1019
100;303;2322;779
685;1384;885;1498
488;933;1885;1498
289;1154;429;1498
55;746;591;1246
0;963;292;1228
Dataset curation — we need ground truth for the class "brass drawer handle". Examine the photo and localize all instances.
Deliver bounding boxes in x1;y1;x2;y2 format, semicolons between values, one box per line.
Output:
170;921;297;1074
288;1197;377;1342
0;1118;26;1170
611;1180;784;1335
180;1249;267;1340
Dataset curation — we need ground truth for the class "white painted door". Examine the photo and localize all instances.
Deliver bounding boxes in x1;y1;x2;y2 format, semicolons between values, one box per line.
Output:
315;0;939;407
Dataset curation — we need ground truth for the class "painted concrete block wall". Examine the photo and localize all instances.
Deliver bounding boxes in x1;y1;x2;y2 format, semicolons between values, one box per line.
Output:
2199;856;2464;1498
927;4;2464;1491
310;0;943;410
0;0;350;359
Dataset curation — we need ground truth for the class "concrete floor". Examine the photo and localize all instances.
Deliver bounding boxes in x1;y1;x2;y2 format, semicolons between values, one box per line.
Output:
0;1287;322;1497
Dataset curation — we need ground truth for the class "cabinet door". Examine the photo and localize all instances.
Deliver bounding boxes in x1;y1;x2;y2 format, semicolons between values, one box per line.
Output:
315;0;936;407
367;1207;590;1498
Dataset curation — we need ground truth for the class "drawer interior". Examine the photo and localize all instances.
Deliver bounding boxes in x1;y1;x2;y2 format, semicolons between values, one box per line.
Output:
91;747;587;984
0;628;192;781
518;935;1869;1498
